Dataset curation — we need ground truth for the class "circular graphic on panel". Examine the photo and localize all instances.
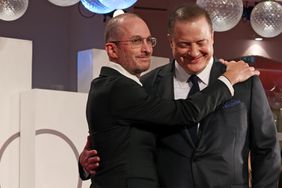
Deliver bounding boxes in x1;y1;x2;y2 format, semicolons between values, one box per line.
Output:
0;132;20;188
0;129;82;188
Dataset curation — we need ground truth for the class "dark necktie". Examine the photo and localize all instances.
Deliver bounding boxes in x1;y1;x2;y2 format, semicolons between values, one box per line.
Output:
187;75;200;145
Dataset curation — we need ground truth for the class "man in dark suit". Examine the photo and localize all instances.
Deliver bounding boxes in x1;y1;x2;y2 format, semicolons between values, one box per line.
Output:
81;11;261;188
139;4;280;188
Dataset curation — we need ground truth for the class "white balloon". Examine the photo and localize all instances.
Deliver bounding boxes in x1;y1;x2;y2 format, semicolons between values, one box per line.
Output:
0;0;29;21
113;9;124;17
99;0;137;9
196;0;243;32
48;0;80;7
250;1;282;38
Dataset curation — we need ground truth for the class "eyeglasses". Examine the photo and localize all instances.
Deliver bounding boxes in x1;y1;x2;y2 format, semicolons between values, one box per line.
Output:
109;36;157;48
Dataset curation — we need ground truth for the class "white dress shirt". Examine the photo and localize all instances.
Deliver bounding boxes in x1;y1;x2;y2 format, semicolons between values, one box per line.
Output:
173;57;234;100
107;61;143;86
173;57;234;133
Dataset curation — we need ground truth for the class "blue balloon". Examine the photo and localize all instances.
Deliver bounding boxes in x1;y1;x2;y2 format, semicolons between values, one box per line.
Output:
81;0;115;14
99;0;137;9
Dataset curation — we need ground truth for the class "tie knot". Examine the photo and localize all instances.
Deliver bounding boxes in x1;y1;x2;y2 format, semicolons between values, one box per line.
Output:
188;75;199;85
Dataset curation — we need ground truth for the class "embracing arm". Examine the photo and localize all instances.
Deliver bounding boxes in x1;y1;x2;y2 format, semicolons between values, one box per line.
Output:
111;61;259;126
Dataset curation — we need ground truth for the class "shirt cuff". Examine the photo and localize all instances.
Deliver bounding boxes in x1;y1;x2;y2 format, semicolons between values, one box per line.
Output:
83;168;90;178
218;76;234;96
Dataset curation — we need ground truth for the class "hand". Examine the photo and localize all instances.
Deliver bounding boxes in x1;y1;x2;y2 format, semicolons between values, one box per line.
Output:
79;136;100;175
219;59;260;85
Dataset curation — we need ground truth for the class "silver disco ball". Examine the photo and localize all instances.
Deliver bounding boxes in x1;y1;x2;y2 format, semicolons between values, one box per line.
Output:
250;1;282;38
48;0;80;7
0;0;29;21
196;0;243;32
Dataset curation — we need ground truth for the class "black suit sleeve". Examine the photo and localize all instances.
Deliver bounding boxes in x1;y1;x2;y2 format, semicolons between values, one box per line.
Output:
78;160;90;180
110;77;232;126
250;76;281;187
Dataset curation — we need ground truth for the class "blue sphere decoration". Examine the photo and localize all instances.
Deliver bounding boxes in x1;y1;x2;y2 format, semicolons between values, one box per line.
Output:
81;0;114;14
99;0;137;9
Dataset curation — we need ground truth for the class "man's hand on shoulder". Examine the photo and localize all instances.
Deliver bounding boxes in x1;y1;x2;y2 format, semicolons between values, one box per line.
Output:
220;59;260;85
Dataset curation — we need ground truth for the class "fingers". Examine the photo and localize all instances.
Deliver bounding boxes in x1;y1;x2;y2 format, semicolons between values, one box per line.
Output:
248;66;260;76
80;149;100;175
87;149;98;157
243;66;260;77
218;59;239;66
254;70;260;76
85;156;100;175
222;60;259;85
218;58;225;65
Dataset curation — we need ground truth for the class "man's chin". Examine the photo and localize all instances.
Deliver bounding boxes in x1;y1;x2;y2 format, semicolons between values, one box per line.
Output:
186;63;206;74
137;65;150;74
139;62;150;69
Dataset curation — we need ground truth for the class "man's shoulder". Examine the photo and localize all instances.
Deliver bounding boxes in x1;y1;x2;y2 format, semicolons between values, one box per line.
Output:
141;63;173;82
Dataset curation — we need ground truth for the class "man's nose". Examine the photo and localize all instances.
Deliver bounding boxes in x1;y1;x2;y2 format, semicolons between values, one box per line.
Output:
141;39;152;53
188;43;199;57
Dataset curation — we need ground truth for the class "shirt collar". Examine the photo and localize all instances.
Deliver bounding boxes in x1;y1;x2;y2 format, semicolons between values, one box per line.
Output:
106;61;143;86
174;57;214;85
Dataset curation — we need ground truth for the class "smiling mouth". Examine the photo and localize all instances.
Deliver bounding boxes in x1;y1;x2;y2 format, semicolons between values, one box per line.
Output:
184;56;202;64
138;56;151;61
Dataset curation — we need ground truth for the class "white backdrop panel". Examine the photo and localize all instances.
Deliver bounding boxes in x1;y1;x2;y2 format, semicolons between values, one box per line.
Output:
0;37;32;188
20;89;91;188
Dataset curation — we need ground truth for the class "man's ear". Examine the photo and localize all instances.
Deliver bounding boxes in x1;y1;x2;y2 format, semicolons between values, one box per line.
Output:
105;43;118;59
167;34;173;48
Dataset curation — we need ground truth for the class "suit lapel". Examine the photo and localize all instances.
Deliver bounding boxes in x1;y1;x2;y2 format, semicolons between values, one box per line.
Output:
156;60;228;150
184;59;226;148
163;61;196;148
197;59;226;145
209;59;226;84
154;62;175;99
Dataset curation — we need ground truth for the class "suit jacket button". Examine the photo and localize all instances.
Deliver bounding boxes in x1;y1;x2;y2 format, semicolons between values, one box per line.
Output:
192;154;198;161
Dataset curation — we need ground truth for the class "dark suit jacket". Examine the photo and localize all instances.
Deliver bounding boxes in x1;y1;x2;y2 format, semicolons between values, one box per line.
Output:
141;60;281;188
85;66;233;188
